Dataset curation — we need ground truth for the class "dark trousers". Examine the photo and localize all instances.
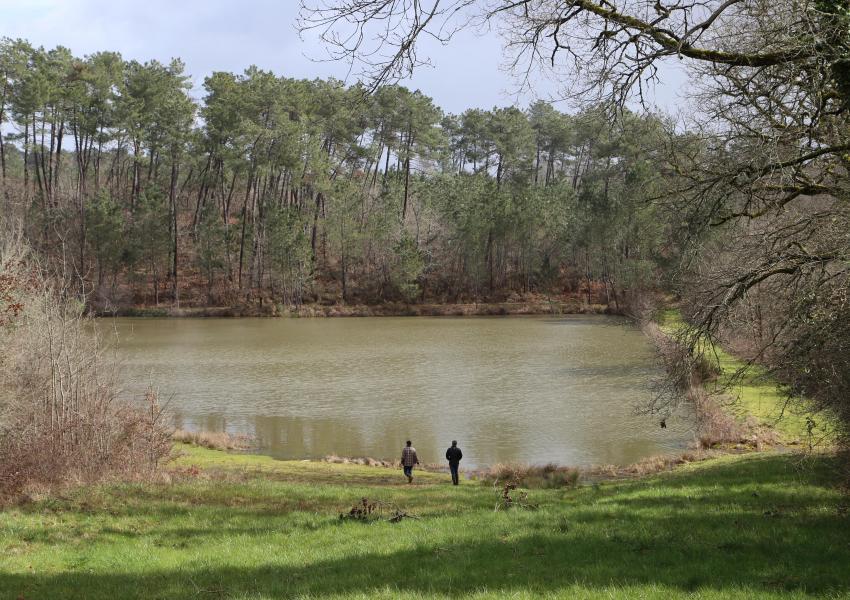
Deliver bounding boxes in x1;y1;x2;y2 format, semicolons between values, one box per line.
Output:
449;463;459;485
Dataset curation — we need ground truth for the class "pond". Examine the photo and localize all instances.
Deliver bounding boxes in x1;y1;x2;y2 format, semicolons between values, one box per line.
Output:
108;315;692;468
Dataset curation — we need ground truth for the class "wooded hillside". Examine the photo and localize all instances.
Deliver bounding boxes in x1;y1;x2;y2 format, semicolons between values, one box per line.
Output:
0;40;676;310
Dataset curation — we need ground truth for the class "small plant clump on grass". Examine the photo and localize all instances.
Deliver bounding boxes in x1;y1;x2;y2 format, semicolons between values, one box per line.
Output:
172;429;252;451
494;482;539;511
481;463;580;489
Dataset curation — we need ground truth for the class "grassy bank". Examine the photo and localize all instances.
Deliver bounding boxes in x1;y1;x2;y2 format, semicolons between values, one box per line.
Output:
656;309;819;444
1;445;848;599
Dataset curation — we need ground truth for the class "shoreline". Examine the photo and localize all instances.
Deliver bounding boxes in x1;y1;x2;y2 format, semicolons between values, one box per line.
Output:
177;433;804;486
92;300;614;318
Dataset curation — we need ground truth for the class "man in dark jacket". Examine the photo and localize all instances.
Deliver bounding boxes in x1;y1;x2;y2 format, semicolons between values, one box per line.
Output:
445;440;462;485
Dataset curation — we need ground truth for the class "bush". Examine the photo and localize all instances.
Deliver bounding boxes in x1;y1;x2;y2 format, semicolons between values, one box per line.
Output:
0;242;172;503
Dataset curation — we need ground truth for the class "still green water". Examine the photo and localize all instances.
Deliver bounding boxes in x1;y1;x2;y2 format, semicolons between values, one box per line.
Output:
109;315;692;468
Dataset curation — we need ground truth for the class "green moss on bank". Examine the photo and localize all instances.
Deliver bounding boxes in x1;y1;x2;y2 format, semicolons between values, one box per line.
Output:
714;350;810;440
657;309;815;442
1;446;848;599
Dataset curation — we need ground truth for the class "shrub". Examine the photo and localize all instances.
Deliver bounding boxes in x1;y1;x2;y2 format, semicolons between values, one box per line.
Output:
0;242;172;503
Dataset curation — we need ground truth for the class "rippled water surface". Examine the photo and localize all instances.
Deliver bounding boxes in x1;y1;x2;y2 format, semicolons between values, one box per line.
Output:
109;316;692;467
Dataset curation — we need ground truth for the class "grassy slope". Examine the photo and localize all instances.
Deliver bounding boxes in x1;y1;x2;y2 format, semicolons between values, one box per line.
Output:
714;350;810;440
1;446;848;600
657;310;811;441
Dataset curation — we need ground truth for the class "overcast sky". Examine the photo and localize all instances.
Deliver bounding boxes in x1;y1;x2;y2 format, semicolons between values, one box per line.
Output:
0;0;687;115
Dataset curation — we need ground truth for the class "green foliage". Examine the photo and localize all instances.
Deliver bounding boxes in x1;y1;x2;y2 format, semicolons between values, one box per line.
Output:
195;203;226;302
129;189;171;279
85;191;127;284
391;232;425;302
266;206;312;304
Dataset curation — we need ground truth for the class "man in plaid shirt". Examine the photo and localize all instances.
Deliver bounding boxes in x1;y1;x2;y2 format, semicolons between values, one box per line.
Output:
400;440;419;483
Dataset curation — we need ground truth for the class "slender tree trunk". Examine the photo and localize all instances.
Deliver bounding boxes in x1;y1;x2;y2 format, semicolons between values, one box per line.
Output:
132;140;141;210
402;155;411;221
33;116;46;205
192;153;213;233
382;145;391;186
534;141;541;185
23;118;29;201
0;82;7;181
238;171;255;289
55;120;64;200
169;151;180;307
369;128;384;189
310;190;322;261
47;115;55;204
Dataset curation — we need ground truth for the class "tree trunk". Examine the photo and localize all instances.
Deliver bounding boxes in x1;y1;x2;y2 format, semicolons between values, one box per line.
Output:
310;190;322;261
169;152;180;307
238;171;255;289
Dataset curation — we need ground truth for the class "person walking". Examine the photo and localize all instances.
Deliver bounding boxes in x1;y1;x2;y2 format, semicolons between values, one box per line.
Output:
445;440;462;485
401;440;419;484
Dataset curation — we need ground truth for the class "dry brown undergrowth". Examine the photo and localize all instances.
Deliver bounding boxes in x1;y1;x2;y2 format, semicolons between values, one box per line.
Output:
0;240;171;504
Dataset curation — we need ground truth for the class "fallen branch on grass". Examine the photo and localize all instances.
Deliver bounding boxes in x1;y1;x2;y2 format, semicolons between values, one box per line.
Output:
339;497;419;523
494;482;539;512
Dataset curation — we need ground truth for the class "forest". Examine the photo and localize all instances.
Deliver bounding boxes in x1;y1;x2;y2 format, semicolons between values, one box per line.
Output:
0;39;674;311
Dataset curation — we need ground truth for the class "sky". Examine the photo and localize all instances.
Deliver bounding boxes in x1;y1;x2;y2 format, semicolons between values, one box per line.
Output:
0;0;688;115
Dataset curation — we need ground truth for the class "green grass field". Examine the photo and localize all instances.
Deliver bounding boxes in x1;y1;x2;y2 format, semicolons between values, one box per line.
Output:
1;445;848;599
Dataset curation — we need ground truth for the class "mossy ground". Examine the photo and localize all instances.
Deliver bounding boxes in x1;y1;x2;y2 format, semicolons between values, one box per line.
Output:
1;446;849;599
657;309;817;442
